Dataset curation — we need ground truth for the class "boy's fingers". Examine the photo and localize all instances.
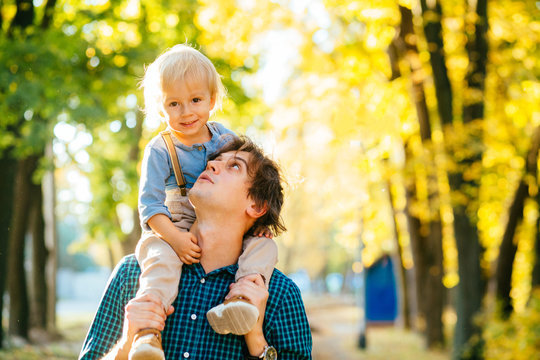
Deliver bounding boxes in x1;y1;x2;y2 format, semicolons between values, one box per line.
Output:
189;234;199;244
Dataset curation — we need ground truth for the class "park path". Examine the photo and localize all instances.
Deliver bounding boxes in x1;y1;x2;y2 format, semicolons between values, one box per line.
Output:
305;295;449;360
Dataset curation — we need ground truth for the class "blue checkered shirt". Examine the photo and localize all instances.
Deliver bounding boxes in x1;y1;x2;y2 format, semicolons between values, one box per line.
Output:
79;255;312;359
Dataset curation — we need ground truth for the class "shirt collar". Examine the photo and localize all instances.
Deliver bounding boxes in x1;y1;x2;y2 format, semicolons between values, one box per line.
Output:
185;262;238;278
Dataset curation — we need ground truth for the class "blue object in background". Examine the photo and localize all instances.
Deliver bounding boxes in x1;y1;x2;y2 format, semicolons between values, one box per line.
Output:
365;255;398;323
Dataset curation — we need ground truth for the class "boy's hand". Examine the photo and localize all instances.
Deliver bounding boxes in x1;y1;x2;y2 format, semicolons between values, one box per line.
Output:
171;231;201;264
252;225;273;239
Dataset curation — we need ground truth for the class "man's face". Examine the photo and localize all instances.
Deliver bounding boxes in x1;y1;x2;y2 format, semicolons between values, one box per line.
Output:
190;151;253;213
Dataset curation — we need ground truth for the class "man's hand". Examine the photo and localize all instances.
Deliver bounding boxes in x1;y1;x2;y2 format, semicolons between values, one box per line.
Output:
170;231;201;264
103;294;174;360
226;274;269;356
123;293;174;341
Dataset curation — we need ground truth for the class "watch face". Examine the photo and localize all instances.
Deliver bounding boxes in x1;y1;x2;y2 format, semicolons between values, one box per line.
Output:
264;346;277;360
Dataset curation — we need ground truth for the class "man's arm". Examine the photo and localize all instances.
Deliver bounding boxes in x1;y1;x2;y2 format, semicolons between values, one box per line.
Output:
79;259;131;360
79;257;173;360
100;294;173;360
227;274;312;359
266;278;312;359
226;274;270;357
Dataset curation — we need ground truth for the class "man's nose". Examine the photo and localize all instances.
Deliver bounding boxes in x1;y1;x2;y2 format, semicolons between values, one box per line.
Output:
207;160;220;173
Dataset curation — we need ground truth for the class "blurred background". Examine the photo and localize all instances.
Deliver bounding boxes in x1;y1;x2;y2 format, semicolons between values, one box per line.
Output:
0;0;539;359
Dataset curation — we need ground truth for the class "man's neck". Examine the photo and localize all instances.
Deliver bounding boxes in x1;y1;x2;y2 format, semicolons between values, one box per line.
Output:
190;218;245;274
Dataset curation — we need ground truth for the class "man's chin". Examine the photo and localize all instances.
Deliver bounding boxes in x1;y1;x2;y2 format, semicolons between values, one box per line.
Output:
187;187;206;208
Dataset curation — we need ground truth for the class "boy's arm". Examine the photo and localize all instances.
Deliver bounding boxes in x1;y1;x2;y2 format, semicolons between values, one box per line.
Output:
147;214;201;264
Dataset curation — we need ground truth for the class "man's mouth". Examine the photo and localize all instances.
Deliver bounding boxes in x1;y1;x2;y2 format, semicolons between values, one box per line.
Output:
199;173;213;184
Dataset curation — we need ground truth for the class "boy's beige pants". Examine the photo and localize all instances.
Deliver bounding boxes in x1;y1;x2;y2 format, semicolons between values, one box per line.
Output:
135;188;278;309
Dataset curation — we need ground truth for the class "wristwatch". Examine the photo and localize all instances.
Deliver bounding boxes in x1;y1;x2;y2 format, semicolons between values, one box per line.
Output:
245;345;277;360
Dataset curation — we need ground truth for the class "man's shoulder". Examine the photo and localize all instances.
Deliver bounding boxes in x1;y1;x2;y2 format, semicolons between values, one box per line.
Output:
113;254;141;279
268;269;303;299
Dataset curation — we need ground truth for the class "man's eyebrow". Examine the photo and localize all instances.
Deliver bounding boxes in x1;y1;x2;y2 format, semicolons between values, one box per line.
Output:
233;156;249;169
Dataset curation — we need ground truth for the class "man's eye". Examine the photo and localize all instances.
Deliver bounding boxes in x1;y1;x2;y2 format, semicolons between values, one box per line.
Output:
229;162;240;170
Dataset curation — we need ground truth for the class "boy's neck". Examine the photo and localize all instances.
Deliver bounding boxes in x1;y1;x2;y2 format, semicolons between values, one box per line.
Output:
190;218;244;274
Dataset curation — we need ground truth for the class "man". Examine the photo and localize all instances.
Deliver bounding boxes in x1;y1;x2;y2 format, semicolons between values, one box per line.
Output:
79;136;312;360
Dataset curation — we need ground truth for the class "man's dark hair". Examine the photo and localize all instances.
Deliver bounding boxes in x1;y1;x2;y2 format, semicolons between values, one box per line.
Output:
210;135;286;236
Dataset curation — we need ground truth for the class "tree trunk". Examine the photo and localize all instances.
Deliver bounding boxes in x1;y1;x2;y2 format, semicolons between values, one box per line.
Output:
404;184;444;346
120;110;144;256
8;0;34;35
419;0;453;126
395;5;445;348
495;125;540;317
404;185;425;325
120;208;142;256
0;156;17;348
533;187;540;288
8;156;39;339
451;1;488;358
43;142;57;333
40;0;57;29
30;181;48;330
386;179;411;329
452;205;484;359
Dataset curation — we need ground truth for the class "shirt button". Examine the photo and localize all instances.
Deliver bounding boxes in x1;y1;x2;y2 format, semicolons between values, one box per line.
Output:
200;278;206;284
191;314;197;320
183;352;190;358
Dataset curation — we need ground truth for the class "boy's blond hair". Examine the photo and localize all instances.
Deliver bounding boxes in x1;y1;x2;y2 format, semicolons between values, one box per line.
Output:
141;44;226;122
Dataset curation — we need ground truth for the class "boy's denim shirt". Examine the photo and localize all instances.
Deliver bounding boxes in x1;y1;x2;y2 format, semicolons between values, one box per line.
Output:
138;121;235;231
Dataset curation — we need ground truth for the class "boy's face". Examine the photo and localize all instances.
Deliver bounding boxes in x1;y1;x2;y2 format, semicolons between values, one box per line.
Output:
160;77;215;146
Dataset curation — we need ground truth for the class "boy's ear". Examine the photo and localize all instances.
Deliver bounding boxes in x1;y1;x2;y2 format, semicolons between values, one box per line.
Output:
247;201;268;219
210;96;216;111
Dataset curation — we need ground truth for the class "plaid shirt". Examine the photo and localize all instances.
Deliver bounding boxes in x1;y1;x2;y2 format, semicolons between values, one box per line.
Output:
79;255;312;359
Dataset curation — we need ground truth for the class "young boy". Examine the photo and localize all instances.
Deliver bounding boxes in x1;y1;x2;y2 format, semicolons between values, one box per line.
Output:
131;44;279;360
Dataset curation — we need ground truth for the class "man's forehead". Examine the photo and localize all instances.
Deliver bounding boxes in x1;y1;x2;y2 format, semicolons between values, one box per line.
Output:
217;150;251;161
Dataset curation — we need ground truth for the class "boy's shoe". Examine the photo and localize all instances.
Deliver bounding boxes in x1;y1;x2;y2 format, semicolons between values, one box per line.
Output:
206;298;259;335
128;328;164;360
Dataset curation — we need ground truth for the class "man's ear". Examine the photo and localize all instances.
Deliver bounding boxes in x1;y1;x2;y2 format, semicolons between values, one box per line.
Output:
247;201;268;219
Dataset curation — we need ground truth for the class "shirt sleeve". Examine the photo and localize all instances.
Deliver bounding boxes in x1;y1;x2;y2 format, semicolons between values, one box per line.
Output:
78;260;130;360
267;282;313;359
138;142;172;231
